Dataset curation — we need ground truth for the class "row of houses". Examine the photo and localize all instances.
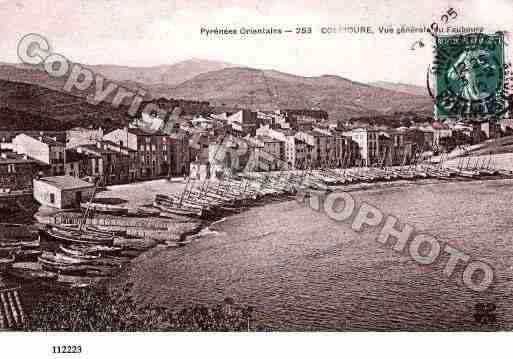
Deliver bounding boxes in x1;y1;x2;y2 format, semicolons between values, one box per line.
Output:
0;127;191;194
200;113;505;178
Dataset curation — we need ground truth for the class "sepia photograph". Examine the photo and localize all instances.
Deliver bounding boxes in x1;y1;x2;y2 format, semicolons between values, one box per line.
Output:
0;0;512;356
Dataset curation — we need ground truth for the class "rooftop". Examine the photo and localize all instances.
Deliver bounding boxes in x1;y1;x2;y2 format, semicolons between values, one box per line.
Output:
256;135;282;143
78;143;118;155
36;176;94;190
25;134;64;146
0;151;36;164
127;127;168;136
101;140;137;153
65;149;96;162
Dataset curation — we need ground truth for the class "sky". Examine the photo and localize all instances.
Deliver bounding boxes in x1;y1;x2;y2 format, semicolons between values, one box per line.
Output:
0;0;512;85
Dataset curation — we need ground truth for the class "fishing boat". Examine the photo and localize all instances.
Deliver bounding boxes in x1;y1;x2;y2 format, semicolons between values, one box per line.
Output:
0;223;40;252
136;205;161;217
41;177;125;245
15;249;43;261
9;262;57;280
59;245;101;260
38;251;116;275
56;274;105;288
42;225;115;245
154;193;205;218
80;202;129;216
59;243;122;255
0;254;15;270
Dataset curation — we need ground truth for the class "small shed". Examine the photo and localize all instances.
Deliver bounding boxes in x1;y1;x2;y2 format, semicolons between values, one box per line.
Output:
33;176;95;209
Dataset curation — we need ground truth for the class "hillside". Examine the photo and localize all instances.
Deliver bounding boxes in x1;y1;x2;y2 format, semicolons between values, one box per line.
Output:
369;81;428;97
0;79;130;130
154;67;434;120
88;59;235;86
0;63;149;103
0;61;435;123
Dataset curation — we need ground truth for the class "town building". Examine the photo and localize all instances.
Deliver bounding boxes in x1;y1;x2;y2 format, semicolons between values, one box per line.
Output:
471;120;501;144
0;151;40;192
63;149;92;178
256;126;313;169
0;131;66;148
226;109;259;136
103;127;177;180
332;132;360;167
280;109;328;131
296;130;335;168
75;141;132;185
12;134;66;176
168;133;190;177
209;140;242;179
248;135;284;170
344;128;380;166
66;127;104;149
33;176;95;209
424;122;452;147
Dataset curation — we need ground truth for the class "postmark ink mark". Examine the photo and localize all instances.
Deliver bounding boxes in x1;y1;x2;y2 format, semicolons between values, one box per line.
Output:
432;32;508;120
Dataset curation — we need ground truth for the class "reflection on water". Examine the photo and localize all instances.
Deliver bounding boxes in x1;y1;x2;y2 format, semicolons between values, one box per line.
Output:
121;179;513;330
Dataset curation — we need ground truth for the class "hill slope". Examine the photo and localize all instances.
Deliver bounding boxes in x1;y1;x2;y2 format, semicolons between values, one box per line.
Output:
369;81;428;97
0;79;130;130
88;59;235;86
154;67;434;120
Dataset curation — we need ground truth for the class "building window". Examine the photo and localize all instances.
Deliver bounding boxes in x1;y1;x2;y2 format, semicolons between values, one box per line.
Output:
145;137;150;143
50;193;55;204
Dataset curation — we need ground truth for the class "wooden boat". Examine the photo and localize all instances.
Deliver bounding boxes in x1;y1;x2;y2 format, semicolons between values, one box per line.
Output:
46;223;126;237
40;251;90;265
498;169;513;176
0;223;40;255
136;205;161;217
454;169;478;178
56;274;105;288
60;243;122;255
38;252;115;275
154;194;204;217
43;225;115;246
0;223;39;240
59;245;101;260
15;249;42;261
9;262;57;280
0;254;15;269
81;202;129;215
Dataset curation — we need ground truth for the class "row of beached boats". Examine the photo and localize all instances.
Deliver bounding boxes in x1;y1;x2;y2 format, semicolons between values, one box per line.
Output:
153;174;302;219
4;179;141;288
0;224;41;272
151;155;512;219
0;221;131;288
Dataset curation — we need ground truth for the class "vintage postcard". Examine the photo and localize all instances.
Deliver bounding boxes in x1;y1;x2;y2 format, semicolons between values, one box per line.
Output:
0;0;512;356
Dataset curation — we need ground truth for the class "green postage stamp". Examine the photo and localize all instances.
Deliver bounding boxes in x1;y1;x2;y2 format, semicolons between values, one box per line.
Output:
434;32;507;119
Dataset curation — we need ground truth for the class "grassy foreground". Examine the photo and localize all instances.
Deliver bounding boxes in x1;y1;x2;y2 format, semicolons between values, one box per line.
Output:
27;284;256;331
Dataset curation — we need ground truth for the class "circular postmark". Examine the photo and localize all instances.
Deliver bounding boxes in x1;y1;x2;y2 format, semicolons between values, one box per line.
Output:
430;32;508;120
